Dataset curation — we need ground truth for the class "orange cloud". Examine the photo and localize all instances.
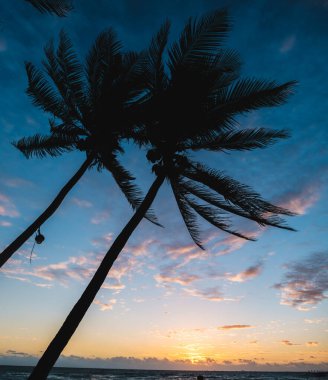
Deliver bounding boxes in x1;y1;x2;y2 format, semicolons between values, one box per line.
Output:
218;325;254;330
226;263;263;282
281;340;300;346
307;341;319;346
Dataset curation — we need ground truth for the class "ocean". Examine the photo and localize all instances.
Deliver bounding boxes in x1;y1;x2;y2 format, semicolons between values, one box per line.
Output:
0;367;327;380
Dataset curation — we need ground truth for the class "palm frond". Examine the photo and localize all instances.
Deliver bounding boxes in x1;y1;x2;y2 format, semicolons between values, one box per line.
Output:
43;32;85;120
146;20;170;92
182;179;295;231
183;161;295;218
101;156;161;226
56;30;86;115
171;176;204;249
86;28;122;103
12;133;77;158
211;79;297;118
186;196;255;240
168;9;230;74
25;0;73;17
182;128;290;152
25;61;69;120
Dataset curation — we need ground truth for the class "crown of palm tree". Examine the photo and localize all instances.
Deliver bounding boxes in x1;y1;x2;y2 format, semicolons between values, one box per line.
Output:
132;9;296;248
13;29;158;224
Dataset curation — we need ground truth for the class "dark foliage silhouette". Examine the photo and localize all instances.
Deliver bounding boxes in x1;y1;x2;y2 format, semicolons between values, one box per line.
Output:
0;30;158;269
24;0;73;16
28;9;296;379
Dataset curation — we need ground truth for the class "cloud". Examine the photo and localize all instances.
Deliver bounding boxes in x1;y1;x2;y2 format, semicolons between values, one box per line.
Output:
307;341;319;346
91;211;110;224
304;318;324;324
278;183;320;215
280;35;296;53
0;193;19;217
184;287;235;302
0;220;12;227
93;298;117;311
226;263;263;282
218;325;254;330
0;352;327;372
154;272;200;286
281;340;300;346
71;197;92;208
2;177;33;188
274;252;328;310
0;37;7;52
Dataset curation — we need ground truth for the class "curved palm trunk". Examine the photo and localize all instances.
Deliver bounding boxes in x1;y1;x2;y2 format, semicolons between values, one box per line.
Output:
0;156;93;269
28;173;165;380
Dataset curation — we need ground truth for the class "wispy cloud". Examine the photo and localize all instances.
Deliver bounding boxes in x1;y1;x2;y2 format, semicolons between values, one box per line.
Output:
280;35;296;53
93;298;117;311
0;193;19;218
185;287;234;302
2;177;33;188
91;211;110;224
71;197;92;208
307;341;319;346
154;271;200;286
281;340;300;346
218;325;254;330
278;183;320;215
274;252;328;310
0;220;12;227
226;263;263;282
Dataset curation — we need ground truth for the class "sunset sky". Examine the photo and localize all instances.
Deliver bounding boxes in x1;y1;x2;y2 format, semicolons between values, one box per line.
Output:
0;0;327;372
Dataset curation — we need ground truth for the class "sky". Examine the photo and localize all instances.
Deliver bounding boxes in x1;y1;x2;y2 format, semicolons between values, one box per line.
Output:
0;0;328;372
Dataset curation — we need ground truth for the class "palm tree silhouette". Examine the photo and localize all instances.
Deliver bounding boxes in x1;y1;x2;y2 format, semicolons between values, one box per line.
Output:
0;29;158;269
28;10;296;379
24;0;73;16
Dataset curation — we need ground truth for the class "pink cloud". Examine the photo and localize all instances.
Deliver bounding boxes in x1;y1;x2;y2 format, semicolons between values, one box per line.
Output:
278;184;320;215
93;298;117;311
218;325;254;330
154;272;200;286
226;263;263;282
0;220;12;227
280;35;296;53
2;177;33;188
185;287;231;302
91;211;110;224
281;340;300;346
71;197;92;208
0;193;19;218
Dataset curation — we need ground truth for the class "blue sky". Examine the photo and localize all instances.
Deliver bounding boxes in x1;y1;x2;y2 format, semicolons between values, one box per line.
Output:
0;0;327;371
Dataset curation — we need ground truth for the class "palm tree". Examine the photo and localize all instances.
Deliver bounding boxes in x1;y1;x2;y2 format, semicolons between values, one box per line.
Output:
28;9;296;379
24;0;73;16
0;29;158;269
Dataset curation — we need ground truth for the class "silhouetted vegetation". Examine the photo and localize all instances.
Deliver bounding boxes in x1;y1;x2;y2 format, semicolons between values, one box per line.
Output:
27;9;296;380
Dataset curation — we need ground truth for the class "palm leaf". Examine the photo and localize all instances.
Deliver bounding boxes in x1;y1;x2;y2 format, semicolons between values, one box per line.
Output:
210;79;297;118
12;133;77;158
43;32;85;120
182;179;295;231
86;28;122;103
182;128;290;152
168;9;230;74
146;20;170;92
170;176;204;249
25;62;69;120
25;0;73;17
183;161;295;217
186;196;255;240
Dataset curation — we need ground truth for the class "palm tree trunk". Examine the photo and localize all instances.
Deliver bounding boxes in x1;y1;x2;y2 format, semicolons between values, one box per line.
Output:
0;156;93;269
28;173;165;380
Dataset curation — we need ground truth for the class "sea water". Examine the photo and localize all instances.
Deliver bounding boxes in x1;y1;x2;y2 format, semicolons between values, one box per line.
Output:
0;366;327;380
